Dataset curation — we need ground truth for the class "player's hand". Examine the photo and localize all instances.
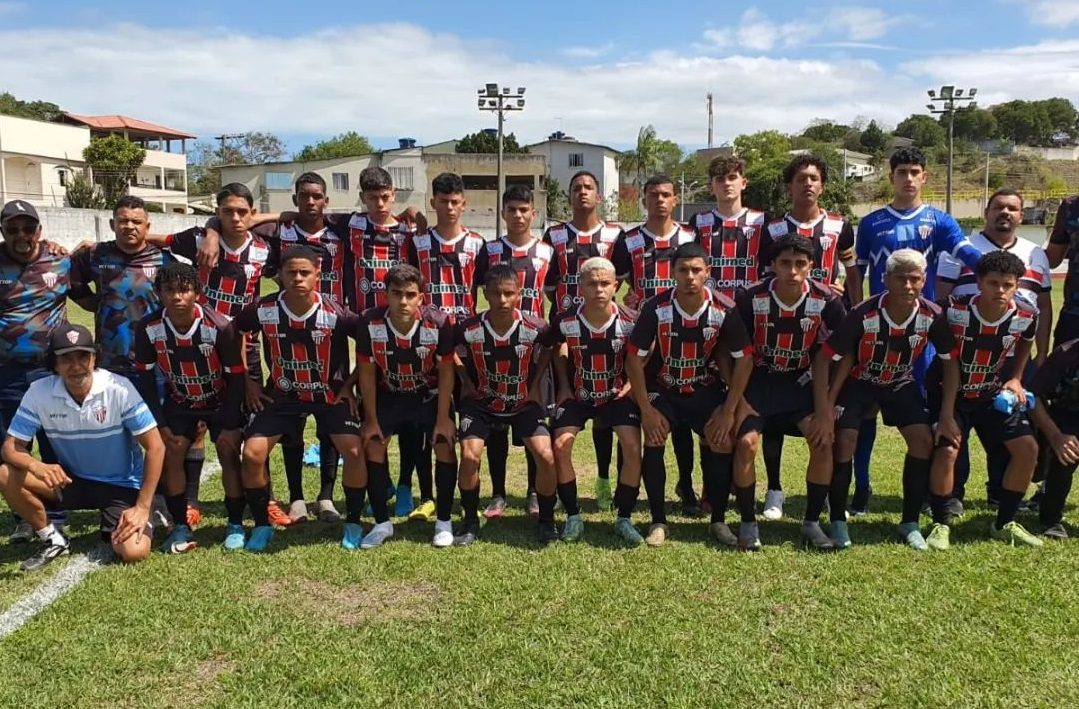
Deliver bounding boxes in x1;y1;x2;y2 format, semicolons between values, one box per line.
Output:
72;239;95;255
197;229;220;269
936;415;962;449
556;387;573;405
112;504;150;545
615;381;632;400
42;240;69;256
828;281;845;297
397;207;427;233
433;416;457;446
641;405;670;448
29;462;71;489
705;407;736;449
1050;432;1079;465
805;413;834;449
337;382;359;418
244;379;272;413
279;210;299;223
1001;378;1028;405
360;421;386;447
158;426;184;449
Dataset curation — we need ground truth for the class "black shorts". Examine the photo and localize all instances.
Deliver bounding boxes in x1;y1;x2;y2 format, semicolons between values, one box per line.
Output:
164;403;244;442
738;369;814;436
552;397;640;431
376;391;442;438
930;397;1033;444
836;379;929;431
458;399;549;441
49;476;149;542
648;386;726;438
246;400;360;444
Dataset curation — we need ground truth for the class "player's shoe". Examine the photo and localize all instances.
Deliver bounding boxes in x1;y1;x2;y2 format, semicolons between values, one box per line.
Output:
595;478;613;511
360;521;394;549
537;520;560;545
526;492;540;518
849;485;872;516
287;499;309;524
341;522;364;550
801;521;835;552
762;490;784;521
432;520;454;548
614;517;644;546
926;523;951;551
708;522;738;548
317;499;341;523
990;521;1044;548
410;499;436;522
645;523;669;547
453;519;481;547
484;496;507;519
944;497;965;519
185;504;202;529
244;525;274;552
829;520;852;550
738;521;762;552
561;514;584;542
223;524;245;551
160;524;197;554
267;501;293;528
897;522;928;551
19;536;69;572
1042;523;1069;540
394;486;414;518
675;482;702;518
9;521;33;544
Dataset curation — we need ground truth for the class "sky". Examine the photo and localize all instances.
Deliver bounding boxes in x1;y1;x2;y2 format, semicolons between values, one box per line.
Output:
1;0;1078;155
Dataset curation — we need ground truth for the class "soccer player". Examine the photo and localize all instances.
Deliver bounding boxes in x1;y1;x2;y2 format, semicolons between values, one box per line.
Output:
1030;336;1079;539
472;184;554;518
625;242;752;547
352;264;459;547
1045;194;1079;344
734;235;847;549
0;324;163;571
818;249;956;550
922;251;1042;549
133;262;246;552
756;155;857;520
234;245;368;552
550;257;641;543
847;147;982;514
454;264;557;545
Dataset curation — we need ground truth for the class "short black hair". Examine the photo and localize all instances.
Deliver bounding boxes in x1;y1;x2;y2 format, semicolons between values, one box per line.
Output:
154;261;200;293
280;244;321;268
432;172;465;196
569;170;599;190
384;263;423;290
643;174;675;193
484;263;520;291
295;172;326;194
113;195;146;215
217;182;255;208
976;250;1026;280
503;184;533;204
672;242;709;265
783;154;829;184
769;235;816;263
987;188;1024;210
360;167;394;192
889;147;927;173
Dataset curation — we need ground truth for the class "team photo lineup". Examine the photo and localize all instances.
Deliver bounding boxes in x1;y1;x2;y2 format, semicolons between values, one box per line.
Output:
6;142;1079;573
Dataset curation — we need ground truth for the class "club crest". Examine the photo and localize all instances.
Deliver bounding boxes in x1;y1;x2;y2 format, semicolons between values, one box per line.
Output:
142;266;157;280
42;272;58;288
908;334;923;349
800;317;814;332
90;401;107;424
198;343;214;358
66;330;80;344
918;225;932;240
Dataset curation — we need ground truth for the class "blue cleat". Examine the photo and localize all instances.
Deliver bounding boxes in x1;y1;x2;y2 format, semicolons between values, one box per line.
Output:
223;523;245;551
341;522;364;550
394;486;414;518
160;524;196;554
244;525;274;552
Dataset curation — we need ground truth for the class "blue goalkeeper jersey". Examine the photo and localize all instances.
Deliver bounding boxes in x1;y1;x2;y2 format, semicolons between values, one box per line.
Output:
856;204;982;299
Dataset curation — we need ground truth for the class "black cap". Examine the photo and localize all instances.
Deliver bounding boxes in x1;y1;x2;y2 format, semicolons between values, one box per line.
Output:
49;323;95;356
1;200;40;225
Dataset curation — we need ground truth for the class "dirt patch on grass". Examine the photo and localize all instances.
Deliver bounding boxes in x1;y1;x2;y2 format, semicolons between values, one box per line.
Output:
253;577;442;626
193;651;234;687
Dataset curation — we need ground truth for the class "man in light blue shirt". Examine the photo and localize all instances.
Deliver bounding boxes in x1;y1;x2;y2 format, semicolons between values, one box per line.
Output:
0;324;164;571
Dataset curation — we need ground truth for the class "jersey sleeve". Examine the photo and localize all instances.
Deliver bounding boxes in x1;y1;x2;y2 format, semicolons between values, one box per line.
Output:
217;321;246;375
1049;197;1079;246
1030;340;1079;398
611;234;632;281
928;311;956;359
355;313;373;362
1031;246;1052;293
68;245;95;299
436;319;454;360
405;236;419;269
820;295;848;343
627;300;658;356
935;213;981;270
5;387;42;442
734;288;754;334
233;302;260;334
937;251;961;284
837;220;857;268
823;308;864;360
164;227;201;262
118;378;158;436
253;223;281;278
854;220;871;269
720;306;752;359
472;245;490;297
132;324;156;373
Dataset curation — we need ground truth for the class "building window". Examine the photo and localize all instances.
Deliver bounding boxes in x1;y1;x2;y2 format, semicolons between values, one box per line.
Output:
265;172;292;190
332;172;349;191
462;175;499;191
568;153;584;168
388;166;414;191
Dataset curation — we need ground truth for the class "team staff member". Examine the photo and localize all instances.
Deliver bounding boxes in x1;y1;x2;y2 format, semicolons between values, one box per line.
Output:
1046;194;1079;344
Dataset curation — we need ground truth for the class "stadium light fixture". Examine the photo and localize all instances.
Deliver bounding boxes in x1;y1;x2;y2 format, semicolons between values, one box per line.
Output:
927;84;978;215
476;83;528;237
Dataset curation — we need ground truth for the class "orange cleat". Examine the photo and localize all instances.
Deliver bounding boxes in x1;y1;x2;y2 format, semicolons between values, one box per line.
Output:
267;500;294;528
185;504;202;529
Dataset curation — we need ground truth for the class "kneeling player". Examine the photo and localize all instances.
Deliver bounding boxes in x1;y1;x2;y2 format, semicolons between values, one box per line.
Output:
234;245;367;552
352;265;459;548
1031;338;1079;540
818;249;955;550
133;263;246;552
923;251;1042;548
733;236;847;550
455;264;558;545
550;257;642;544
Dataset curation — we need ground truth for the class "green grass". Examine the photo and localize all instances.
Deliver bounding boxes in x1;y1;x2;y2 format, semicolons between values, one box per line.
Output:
1;287;1077;707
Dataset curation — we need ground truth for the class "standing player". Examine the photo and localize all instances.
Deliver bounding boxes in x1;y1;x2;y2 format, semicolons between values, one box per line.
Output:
733;236;847;549
454;264;558;545
550;257;641;543
1045;194;1079;344
625;243;753;547
818;249;957;550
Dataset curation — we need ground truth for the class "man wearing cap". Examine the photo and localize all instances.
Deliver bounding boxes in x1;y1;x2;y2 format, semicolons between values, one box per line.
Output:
0;324;164;571
0;199;73;542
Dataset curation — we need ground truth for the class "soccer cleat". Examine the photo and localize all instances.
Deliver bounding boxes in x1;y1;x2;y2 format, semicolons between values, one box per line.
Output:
526;492;540;518
990;520;1044;548
19;537;70;572
288;499;309;524
926;523;951;551
394;486;414;518
738;521;762;552
537;519;560;545
829;520;852;550
561;514;585;542
645;523;669;547
762;490;785;521
453;520;481;547
267;501;293;528
699;498;713;516
317;499;341;524
595;477;613;511
708;521;738;548
410;499;437;522
897;522;928;551
484;496;507;519
432;520;454;548
9;521;33;544
244;525;274;552
160;524;197;554
341;522;364;550
944;497;965;519
849;485;872;516
801;521;835;551
986;495;1000;510
223;524;246;551
360;521;394;549
1042;523;1069;540
675;482;702;518
614;517;644;546
185;504;202;529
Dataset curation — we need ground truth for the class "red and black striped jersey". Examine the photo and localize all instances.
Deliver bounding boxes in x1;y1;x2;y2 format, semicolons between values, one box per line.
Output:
628;289;752;394
943;294;1037;401
270;218;349;305
455;310;550;413
612;224;697;309
543;221;624;313
407;228;485;322
736;277;847;374
356;305;453;395
473;237;553;319
165;228;273;320
690;208;767;299
133;305;245;409
761;212;855;284
549;304;636;404
346;213;414;313
823;293;954;386
234;293;358;404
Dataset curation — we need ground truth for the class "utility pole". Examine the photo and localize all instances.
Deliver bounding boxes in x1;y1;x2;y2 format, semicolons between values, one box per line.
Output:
984;152;990;206
926;85;977;214
706;93;714;149
477;84;526;237
214;133;243;163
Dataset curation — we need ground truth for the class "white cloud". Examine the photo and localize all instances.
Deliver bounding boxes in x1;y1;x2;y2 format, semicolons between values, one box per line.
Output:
561;43;614;59
702;6;912;52
1011;0;1079;26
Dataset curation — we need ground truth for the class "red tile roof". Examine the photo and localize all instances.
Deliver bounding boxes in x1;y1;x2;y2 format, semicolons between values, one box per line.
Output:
61;113;196;139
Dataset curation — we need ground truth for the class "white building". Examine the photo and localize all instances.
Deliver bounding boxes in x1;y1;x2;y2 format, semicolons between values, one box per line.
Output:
527;134;620;213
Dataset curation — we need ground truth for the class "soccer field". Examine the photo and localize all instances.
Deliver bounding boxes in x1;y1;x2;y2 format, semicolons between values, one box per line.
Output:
1;294;1078;707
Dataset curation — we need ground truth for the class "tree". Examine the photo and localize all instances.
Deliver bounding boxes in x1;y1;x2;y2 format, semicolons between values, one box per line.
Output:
64;170;106;209
734;130;790;163
0;92;63;122
188;131;287;195
801;120;850;143
82;135;146;208
859;120;889;155
894;114;946;148
455;131;527;153
293;131;374;161
619;125;660;187
992;100;1052;146
1041;97;1078;143
950;106;997;143
544;176;570;222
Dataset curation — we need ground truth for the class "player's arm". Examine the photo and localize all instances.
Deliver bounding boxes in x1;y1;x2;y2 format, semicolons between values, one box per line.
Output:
937;214;982;271
113;384;164;544
625;304;667;446
67;246;99;312
434;355;457;445
820;307;863;408
357;361;383;445
1045;199;1074;268
552;343;572;404
527;344;554;405
935;252;959;301
936;351;961;447
1029;344;1079;463
705;314;752;449
2;434;70;489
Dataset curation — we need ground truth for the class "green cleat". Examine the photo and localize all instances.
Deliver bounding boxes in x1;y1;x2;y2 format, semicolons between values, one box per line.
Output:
990;520;1044;548
614;517;644;546
595;477;613;512
926;523;951;551
897;522;928;551
561;514;584;542
829;520;852;550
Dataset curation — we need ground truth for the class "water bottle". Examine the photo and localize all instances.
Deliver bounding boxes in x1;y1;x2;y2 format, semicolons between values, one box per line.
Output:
993;390;1035;414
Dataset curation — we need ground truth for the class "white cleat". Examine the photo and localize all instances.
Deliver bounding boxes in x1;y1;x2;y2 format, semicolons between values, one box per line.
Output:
360;521;394;549
762;489;785;521
432;520;454;548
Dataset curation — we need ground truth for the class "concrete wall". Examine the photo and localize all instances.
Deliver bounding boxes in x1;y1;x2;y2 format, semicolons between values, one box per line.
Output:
35;206;205;249
850;198;987;220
